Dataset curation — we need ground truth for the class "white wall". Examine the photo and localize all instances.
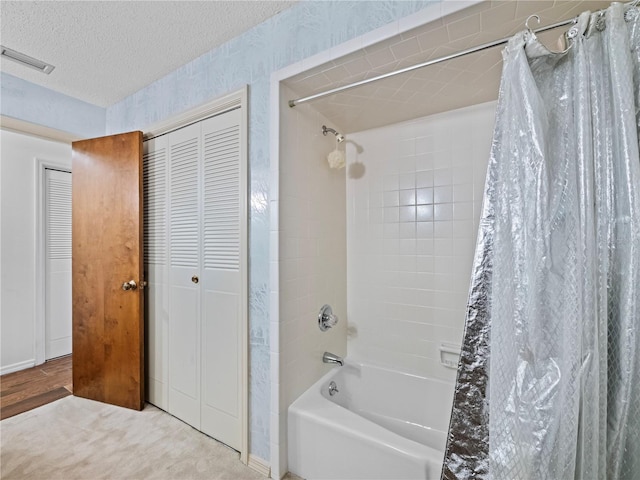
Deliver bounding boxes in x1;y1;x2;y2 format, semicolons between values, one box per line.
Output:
346;101;496;382
0;129;72;374
276;84;347;475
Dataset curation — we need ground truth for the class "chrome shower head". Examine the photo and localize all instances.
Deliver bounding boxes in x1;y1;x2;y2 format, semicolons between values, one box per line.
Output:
322;125;345;143
322;125;346;169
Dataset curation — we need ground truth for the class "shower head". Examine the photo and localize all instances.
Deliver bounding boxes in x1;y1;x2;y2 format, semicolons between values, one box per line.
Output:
322;125;345;143
322;125;346;169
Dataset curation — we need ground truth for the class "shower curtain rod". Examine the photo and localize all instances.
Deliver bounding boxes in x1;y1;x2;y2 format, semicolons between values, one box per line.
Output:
288;16;577;108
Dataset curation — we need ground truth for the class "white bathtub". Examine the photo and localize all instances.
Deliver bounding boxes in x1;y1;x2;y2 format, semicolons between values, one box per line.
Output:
288;357;454;479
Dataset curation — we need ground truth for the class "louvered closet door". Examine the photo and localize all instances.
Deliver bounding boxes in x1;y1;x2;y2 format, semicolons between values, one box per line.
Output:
143;136;169;409
143;107;245;450
168;123;202;428
45;168;72;360
200;109;244;450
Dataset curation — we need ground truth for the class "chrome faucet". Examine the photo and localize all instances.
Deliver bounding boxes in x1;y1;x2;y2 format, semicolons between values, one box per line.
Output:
323;351;343;366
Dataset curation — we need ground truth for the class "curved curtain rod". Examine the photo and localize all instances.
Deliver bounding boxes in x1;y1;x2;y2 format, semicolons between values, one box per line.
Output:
288;1;637;108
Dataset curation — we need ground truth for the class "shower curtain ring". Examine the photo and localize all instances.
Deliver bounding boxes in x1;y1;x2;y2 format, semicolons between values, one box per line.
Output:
525;14;540;36
561;18;581;54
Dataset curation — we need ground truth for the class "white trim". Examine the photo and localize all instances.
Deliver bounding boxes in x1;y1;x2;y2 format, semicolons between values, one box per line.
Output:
0;115;79;144
238;86;250;466
1;359;36;375
268;72;282;479
35;159;72;366
248;455;271;477
142;89;244;140
141;86;250;464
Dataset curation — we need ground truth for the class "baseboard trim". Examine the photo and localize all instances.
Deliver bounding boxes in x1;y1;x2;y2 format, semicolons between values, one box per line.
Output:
1;359;36;376
248;454;271;477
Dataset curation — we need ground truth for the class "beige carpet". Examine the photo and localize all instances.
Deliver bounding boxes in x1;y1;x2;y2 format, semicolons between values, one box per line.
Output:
0;396;265;479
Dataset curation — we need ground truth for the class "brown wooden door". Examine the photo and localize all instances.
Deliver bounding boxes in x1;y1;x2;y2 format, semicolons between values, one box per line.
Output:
72;131;144;410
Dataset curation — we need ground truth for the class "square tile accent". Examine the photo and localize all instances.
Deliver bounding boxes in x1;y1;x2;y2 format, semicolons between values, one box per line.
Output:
346;100;496;382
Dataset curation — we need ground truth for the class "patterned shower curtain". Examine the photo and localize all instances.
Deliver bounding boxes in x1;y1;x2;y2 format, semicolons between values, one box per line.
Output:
442;3;640;479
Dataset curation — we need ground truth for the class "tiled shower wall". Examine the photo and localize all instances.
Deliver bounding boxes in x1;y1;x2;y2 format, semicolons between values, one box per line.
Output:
276;84;347;474
346;100;496;382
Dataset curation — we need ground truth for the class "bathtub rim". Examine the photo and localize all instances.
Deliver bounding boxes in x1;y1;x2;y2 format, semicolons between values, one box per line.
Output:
288;356;449;465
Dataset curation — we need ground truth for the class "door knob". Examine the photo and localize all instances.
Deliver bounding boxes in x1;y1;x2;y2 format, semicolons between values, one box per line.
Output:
122;280;137;291
192;275;199;284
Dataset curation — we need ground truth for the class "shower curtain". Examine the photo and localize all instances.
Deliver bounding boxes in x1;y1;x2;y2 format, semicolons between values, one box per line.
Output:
442;3;640;480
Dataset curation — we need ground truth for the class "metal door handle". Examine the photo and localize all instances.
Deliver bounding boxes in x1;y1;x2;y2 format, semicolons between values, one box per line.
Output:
192;275;199;284
122;280;137;291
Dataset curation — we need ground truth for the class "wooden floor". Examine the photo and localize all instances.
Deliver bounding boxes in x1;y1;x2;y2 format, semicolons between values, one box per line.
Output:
0;356;72;420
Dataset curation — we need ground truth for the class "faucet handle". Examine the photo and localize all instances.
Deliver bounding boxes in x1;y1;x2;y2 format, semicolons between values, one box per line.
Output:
325;313;338;328
319;304;339;331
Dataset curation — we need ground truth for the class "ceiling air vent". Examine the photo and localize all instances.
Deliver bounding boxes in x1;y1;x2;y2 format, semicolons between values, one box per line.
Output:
1;46;55;74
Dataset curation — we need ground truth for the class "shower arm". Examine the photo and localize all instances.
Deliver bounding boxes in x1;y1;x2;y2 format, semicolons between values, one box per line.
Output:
322;125;345;143
322;125;338;137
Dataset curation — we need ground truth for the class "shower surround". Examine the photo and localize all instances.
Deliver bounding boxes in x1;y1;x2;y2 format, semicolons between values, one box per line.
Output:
346;101;495;380
275;83;348;475
283;100;497;480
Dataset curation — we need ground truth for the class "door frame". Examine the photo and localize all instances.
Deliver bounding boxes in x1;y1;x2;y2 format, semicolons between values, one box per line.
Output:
35;158;72;365
142;86;249;465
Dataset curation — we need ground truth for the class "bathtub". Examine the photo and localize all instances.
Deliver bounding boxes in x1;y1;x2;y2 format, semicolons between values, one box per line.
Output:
288;357;454;479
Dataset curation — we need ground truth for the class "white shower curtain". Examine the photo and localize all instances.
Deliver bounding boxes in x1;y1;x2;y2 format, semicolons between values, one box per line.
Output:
443;3;640;480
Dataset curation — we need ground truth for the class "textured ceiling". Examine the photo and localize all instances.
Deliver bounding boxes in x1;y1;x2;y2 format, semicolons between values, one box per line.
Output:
0;0;296;107
284;1;616;134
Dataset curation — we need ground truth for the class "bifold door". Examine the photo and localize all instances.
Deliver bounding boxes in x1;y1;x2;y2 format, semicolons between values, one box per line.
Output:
144;108;244;450
44;168;72;360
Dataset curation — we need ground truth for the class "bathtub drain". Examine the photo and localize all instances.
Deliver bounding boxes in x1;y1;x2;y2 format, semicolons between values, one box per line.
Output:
328;381;339;396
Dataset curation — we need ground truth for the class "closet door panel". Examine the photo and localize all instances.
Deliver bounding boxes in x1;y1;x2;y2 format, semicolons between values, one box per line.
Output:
168;124;201;428
200;109;243;449
45;169;72;360
146;264;169;407
143;136;169;408
168;283;199;425
202;287;240;448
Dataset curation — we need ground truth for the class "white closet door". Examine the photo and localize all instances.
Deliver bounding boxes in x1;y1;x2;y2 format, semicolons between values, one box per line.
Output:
144;106;246;450
200;109;244;450
45;168;72;360
168;123;202;428
144;136;169;408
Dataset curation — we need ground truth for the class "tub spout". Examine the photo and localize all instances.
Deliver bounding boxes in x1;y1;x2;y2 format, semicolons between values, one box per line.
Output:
323;352;343;366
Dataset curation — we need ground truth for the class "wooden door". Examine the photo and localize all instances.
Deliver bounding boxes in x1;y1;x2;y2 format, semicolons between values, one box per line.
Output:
72;131;144;411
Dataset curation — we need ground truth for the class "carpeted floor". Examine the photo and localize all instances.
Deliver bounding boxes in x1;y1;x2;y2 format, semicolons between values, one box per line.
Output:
0;396;265;479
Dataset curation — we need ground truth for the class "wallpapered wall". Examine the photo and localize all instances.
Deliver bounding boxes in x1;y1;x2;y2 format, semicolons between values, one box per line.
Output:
0;72;106;138
105;0;438;461
1;0;441;461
